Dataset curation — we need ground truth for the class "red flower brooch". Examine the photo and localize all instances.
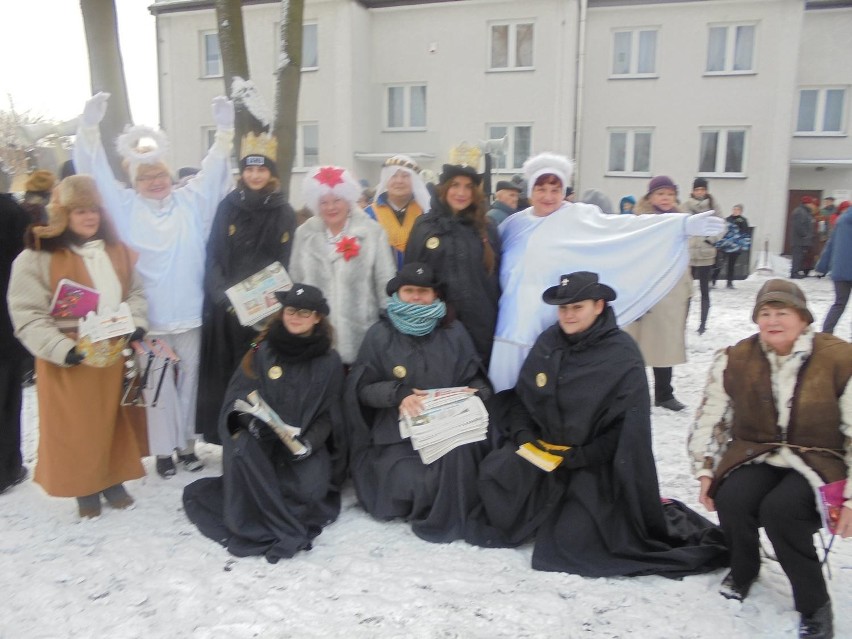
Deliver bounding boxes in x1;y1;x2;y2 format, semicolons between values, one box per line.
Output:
336;236;360;261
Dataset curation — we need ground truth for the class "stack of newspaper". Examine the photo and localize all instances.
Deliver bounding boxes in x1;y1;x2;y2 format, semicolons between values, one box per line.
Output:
398;388;488;464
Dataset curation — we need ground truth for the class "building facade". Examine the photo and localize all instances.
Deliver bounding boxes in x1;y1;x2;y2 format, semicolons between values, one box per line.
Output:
151;0;852;257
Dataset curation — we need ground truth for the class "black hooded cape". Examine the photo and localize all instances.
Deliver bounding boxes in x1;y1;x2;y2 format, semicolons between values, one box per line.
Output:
183;335;344;563
345;316;493;542
196;187;296;444
465;307;728;577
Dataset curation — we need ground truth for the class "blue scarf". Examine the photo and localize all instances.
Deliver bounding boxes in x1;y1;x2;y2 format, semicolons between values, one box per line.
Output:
386;293;447;336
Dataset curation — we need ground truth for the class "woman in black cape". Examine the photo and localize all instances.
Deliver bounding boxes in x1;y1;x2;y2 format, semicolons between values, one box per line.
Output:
183;284;344;563
465;271;728;578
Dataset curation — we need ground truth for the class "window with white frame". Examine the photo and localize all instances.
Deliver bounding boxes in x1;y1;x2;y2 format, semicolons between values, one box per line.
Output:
487;124;532;170
706;24;755;74
611;29;657;76
489;21;534;70
386;84;427;130
796;87;846;134
698;128;747;175
202;31;223;78
297;123;319;168
607;129;652;174
272;22;319;70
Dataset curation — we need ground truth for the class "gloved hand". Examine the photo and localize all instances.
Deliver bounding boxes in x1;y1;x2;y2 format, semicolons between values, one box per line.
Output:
129;327;146;343
81;92;111;127
211;96;235;130
65;347;85;367
685;211;725;237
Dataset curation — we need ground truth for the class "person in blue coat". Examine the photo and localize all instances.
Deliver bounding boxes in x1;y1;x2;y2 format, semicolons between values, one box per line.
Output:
816;207;852;334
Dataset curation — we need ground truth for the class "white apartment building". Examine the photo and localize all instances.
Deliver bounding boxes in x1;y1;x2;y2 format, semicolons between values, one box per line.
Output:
150;0;852;257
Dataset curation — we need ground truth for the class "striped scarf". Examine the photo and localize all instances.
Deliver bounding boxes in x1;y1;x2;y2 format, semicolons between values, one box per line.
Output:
386;293;447;336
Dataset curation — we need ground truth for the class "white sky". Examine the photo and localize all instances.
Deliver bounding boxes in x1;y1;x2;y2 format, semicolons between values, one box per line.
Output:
0;0;159;126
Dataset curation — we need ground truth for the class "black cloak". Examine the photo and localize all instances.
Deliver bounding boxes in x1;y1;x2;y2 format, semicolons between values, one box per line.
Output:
466;307;728;577
196;187;296;444
345;316;493;543
183;330;344;563
404;200;501;367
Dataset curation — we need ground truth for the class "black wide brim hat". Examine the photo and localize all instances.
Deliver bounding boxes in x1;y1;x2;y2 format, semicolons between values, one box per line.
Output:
542;271;617;306
386;262;444;296
439;164;482;187
274;283;330;316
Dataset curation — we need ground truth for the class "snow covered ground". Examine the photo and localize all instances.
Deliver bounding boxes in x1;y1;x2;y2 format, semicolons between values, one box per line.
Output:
2;273;850;639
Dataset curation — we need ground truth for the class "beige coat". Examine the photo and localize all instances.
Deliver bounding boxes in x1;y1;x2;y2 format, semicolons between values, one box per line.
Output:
8;244;148;497
623;199;693;366
682;195;724;267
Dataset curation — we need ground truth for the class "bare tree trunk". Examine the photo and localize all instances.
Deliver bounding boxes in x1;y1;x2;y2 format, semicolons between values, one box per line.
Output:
214;0;259;144
273;0;305;201
80;0;133;178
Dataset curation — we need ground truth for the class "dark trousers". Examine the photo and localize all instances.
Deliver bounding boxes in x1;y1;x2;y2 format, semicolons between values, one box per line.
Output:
652;367;673;403
715;252;741;285
0;358;23;486
822;280;851;334
715;464;827;615
790;245;808;277
691;265;712;328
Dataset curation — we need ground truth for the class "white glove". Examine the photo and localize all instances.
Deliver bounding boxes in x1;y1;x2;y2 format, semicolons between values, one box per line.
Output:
81;92;111;128
685;210;725;237
211;96;235;130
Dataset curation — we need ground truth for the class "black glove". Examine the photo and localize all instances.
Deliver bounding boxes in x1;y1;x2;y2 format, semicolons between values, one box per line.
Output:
65;347;85;367
129;327;146;343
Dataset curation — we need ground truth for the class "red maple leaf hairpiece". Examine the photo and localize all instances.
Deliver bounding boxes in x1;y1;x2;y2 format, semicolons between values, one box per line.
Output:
336;236;361;261
315;166;345;187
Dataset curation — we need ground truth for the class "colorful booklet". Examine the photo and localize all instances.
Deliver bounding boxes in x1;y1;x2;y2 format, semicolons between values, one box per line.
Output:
50;278;100;319
818;479;846;535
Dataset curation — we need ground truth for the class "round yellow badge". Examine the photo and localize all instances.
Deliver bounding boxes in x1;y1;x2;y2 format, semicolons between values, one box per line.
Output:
268;366;283;380
426;237;440;250
281;231;290;243
393;365;407;379
535;373;547;388
228;224;236;236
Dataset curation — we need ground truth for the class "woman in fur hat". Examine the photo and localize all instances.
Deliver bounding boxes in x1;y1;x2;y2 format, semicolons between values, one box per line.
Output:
195;134;297;447
289;166;396;367
689;279;852;638
7;176;148;518
405;164;501;367
346;262;492;542
183;284;344;563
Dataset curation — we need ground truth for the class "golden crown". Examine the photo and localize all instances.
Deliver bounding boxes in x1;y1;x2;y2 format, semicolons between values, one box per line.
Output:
239;132;278;161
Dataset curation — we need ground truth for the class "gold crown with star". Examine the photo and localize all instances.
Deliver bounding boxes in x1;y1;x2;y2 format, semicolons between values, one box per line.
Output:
239;132;278;161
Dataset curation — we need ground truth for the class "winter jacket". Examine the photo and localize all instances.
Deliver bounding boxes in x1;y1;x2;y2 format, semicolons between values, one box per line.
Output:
486;200;515;227
689;328;852;510
790;205;815;248
289;207;396;364
815;210;852;281
0;194;30;359
682;195;724;267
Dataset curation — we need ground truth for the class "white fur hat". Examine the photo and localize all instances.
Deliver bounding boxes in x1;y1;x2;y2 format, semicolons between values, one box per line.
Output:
302;166;361;214
522;152;574;198
375;154;431;213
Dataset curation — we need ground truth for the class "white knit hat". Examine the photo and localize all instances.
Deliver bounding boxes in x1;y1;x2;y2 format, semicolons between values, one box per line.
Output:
302;166;361;214
522;152;574;198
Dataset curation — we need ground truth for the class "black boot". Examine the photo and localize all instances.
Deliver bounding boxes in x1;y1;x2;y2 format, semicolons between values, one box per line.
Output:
799;601;833;639
699;297;710;335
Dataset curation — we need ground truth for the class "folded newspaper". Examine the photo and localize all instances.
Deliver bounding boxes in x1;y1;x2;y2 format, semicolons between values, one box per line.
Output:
225;261;293;327
398;388;488;464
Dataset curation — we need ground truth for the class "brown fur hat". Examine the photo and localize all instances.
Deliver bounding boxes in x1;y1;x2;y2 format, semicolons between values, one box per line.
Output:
32;175;104;241
24;170;57;194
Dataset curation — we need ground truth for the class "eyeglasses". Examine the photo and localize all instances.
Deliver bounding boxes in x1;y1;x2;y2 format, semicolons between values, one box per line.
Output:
284;307;315;318
136;172;171;184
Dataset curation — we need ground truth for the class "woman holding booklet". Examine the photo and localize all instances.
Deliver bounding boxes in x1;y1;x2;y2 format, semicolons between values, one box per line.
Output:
183;284;345;563
465;271;728;577
346;263;492;542
195;132;296;446
8;176;148;518
688;279;852;639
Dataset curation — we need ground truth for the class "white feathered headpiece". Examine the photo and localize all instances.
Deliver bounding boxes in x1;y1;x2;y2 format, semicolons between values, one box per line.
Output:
522;152;575;198
375;154;431;213
116;125;171;182
302;166;361;214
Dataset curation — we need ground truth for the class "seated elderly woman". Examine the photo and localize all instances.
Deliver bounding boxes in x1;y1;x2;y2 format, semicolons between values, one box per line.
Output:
183;284;344;563
689;279;852;639
466;271;728;577
346;262;492;543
